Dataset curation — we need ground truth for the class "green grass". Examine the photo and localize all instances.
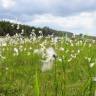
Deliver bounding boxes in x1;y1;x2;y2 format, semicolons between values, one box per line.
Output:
0;36;96;96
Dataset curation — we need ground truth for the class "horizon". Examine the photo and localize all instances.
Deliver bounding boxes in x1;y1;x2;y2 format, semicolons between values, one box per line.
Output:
0;19;96;37
0;0;96;36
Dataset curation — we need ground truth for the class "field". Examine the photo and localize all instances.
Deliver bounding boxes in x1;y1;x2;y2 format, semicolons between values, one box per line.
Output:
0;33;96;96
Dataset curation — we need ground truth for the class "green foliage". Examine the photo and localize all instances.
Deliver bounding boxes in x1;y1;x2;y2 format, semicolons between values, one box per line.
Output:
0;36;96;96
0;21;73;37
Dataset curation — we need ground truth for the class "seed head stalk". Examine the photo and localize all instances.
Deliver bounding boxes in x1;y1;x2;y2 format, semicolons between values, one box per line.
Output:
61;57;66;96
34;62;40;96
54;59;58;96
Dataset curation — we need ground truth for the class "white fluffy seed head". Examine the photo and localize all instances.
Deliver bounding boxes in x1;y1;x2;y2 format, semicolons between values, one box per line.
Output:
89;63;95;68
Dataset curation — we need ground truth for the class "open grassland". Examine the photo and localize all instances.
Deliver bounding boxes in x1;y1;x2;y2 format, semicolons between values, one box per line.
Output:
0;33;96;96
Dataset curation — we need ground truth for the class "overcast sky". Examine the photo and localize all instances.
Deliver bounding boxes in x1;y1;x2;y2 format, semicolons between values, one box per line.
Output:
0;0;96;36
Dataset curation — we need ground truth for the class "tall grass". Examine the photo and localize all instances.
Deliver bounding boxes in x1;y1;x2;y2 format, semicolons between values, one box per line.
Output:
0;34;96;96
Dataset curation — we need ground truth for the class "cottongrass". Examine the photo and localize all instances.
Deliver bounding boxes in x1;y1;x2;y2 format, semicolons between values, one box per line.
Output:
89;63;95;68
0;30;96;96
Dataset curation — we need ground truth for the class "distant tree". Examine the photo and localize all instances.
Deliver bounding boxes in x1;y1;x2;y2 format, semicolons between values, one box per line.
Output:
0;21;73;37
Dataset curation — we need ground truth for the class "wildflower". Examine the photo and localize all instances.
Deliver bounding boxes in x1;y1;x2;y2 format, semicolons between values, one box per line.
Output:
92;40;95;44
1;56;6;60
68;58;72;62
21;29;24;34
14;48;19;56
32;29;35;32
19;45;23;52
77;49;80;54
92;77;96;82
58;58;62;62
29;47;32;50
70;54;76;59
89;44;92;48
2;43;7;46
0;54;6;60
5;67;9;71
79;40;83;45
52;37;59;44
88;58;91;62
11;24;14;27
33;49;39;54
89;62;95;68
83;42;86;46
71;43;74;46
14;48;18;53
59;47;64;51
17;24;20;30
72;33;76;38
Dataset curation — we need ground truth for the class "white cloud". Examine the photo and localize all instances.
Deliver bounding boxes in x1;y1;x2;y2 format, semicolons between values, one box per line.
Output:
0;0;96;36
26;11;96;35
1;0;16;10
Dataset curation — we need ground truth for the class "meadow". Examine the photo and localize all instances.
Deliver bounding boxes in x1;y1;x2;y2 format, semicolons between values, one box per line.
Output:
0;31;96;96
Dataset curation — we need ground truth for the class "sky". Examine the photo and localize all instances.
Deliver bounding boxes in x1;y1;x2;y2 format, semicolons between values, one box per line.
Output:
0;0;96;36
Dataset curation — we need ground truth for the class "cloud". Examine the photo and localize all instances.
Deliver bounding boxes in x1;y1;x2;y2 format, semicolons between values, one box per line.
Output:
25;11;96;36
1;0;16;10
12;0;96;16
1;0;96;16
0;0;96;36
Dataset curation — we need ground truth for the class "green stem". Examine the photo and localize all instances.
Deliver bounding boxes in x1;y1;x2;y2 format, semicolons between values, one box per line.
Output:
54;60;58;96
34;64;39;96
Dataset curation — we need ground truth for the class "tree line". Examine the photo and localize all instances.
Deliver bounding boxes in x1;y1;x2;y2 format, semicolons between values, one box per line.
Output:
0;21;73;37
